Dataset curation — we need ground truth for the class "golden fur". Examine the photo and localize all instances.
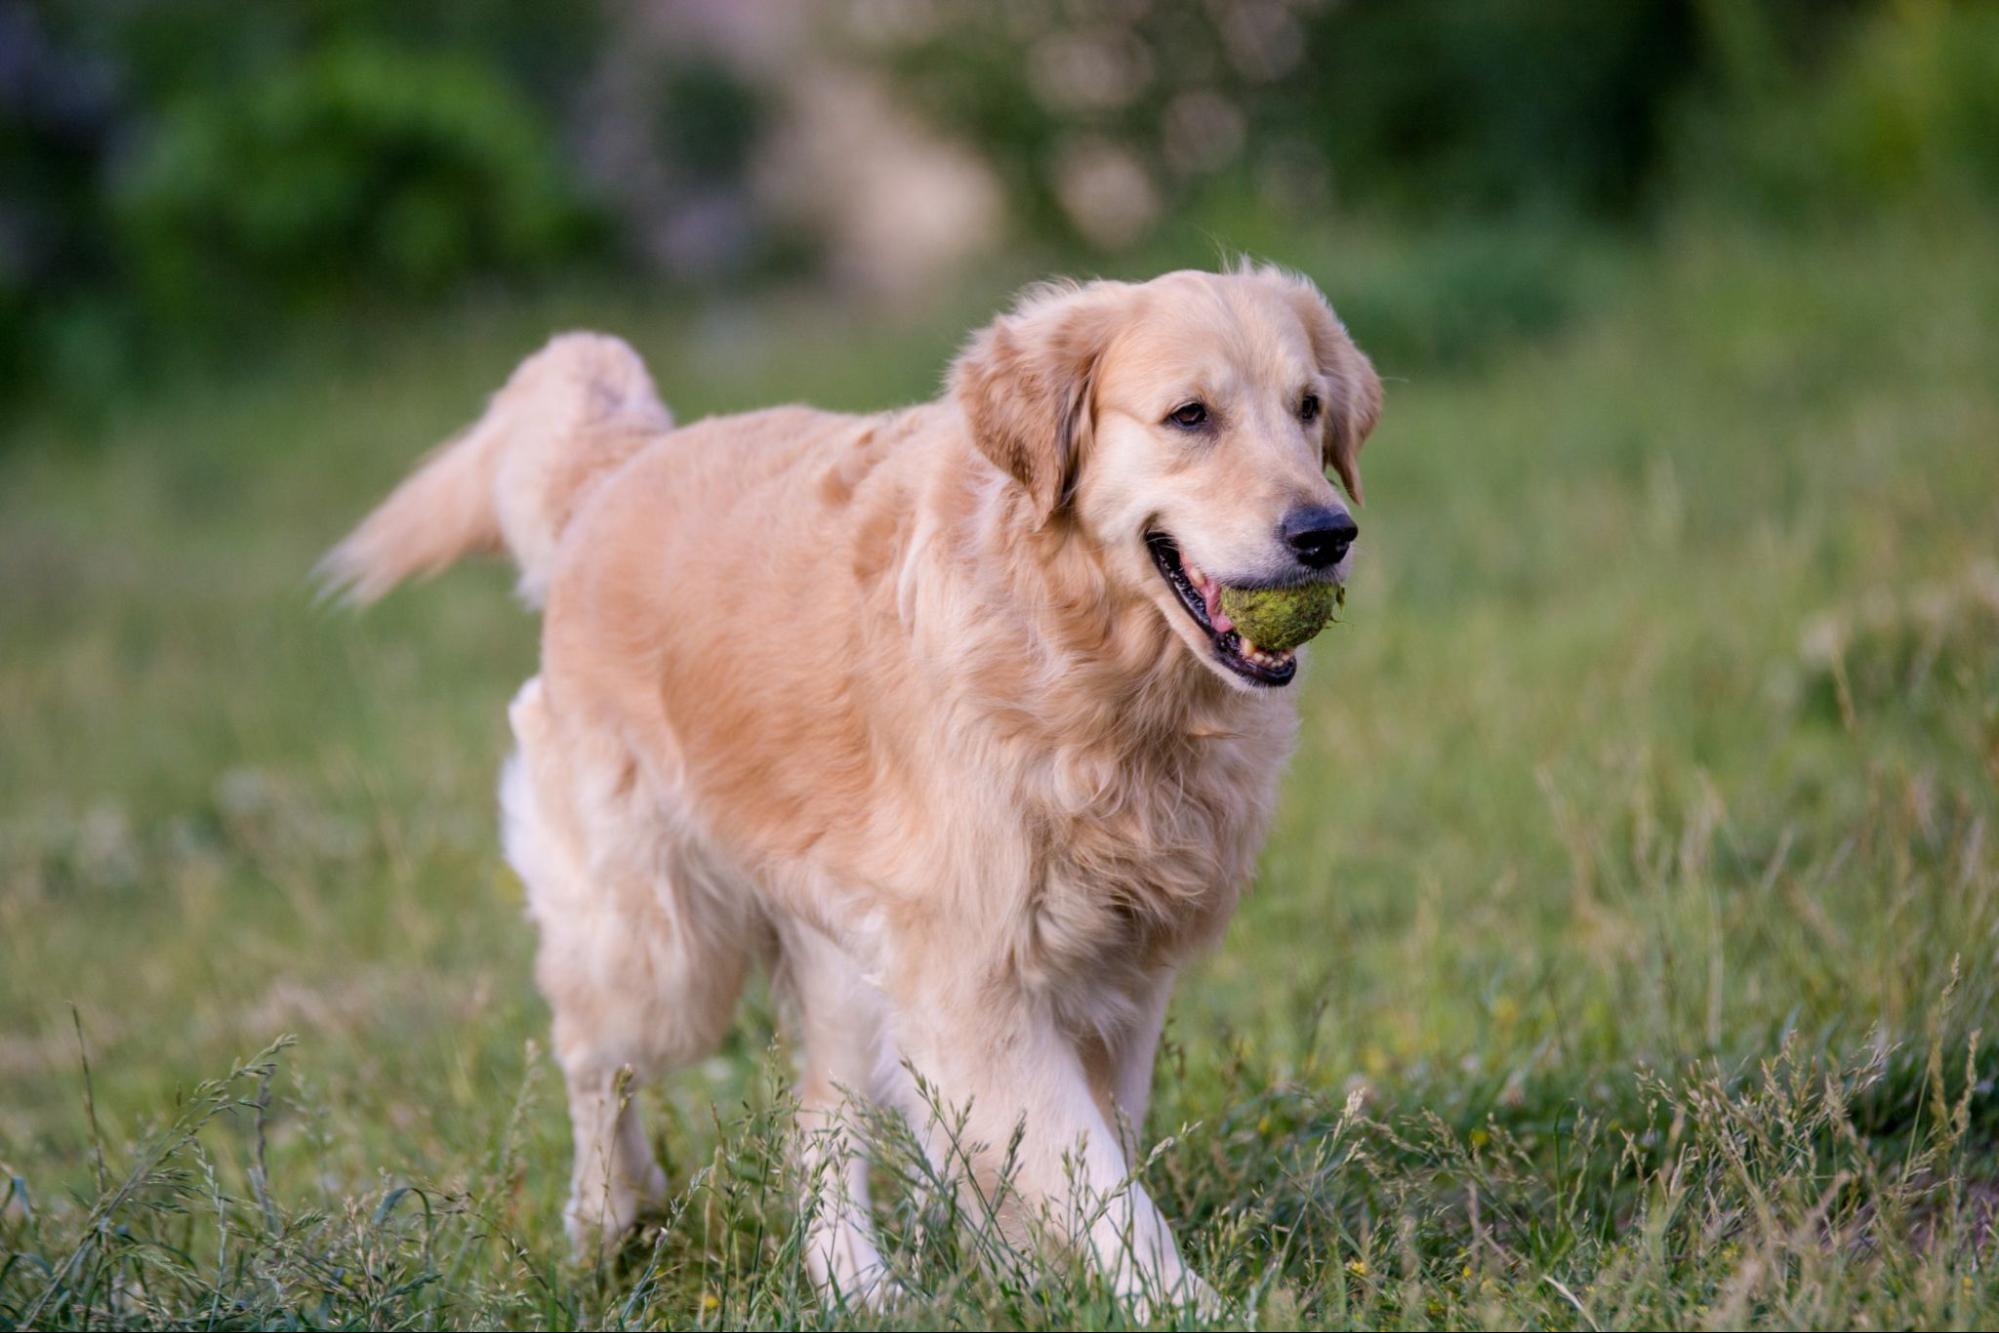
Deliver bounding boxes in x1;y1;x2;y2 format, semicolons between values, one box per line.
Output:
323;266;1381;1309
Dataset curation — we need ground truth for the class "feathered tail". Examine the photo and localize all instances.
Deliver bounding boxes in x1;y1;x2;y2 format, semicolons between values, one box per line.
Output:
318;332;671;608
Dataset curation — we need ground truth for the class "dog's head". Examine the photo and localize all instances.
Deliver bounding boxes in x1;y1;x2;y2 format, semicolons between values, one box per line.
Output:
951;266;1382;690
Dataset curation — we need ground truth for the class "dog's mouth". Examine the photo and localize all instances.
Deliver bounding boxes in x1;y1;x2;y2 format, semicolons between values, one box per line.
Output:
1145;532;1298;687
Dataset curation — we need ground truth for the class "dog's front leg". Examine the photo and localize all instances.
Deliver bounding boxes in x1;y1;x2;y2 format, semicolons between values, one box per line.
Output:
1094;966;1176;1157
891;974;1208;1312
776;920;899;1309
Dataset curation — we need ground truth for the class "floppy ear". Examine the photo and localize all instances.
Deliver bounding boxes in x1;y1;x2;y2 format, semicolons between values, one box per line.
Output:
1272;270;1383;504
950;280;1127;523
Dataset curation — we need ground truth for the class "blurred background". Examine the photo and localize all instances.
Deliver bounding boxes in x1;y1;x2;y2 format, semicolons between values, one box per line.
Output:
5;0;1996;407
4;3;1998;1328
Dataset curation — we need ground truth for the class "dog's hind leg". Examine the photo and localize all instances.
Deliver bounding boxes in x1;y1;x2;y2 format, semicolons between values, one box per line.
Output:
502;678;750;1259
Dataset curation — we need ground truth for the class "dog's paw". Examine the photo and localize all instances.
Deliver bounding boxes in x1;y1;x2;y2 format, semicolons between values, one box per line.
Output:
564;1169;667;1268
832;1270;907;1313
808;1235;904;1311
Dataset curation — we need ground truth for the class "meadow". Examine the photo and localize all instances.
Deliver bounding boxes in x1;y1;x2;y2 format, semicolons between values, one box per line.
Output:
3;208;1997;1328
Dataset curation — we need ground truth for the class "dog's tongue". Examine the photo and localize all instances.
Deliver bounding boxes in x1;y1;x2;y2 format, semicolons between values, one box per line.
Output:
1189;564;1233;633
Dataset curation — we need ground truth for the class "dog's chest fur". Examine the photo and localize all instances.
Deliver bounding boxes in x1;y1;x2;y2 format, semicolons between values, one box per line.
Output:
1001;699;1292;1018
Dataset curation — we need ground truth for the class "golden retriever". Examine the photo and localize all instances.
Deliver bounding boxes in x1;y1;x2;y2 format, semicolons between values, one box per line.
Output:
323;265;1381;1310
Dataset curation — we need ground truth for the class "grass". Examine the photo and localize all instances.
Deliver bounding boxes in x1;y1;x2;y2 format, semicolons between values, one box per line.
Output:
2;209;1996;1328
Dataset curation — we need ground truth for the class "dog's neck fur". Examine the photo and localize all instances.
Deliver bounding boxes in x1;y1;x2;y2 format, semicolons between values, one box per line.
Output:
888;437;1295;998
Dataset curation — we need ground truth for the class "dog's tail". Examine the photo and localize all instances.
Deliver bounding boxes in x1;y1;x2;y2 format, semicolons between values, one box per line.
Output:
318;332;671;608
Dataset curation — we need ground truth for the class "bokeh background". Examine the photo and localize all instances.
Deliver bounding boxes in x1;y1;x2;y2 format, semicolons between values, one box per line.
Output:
8;0;1996;404
3;3;1998;1328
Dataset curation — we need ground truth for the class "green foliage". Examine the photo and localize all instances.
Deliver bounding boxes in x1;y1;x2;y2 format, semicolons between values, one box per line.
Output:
1284;1;1706;217
5;0;1997;410
0;1;605;405
1303;221;1614;374
652;59;767;187
1679;1;1999;220
872;0;1819;250
114;40;594;316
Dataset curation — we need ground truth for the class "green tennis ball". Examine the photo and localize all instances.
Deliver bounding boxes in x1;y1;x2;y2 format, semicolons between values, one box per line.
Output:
1219;581;1343;652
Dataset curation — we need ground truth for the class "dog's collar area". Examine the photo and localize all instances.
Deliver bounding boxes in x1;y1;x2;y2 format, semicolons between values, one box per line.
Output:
1144;531;1298;688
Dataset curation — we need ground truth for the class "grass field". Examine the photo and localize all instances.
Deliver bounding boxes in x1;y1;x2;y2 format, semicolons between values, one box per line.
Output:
3;211;1997;1329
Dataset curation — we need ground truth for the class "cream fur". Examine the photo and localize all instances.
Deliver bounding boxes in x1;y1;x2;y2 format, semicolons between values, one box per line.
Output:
326;266;1381;1311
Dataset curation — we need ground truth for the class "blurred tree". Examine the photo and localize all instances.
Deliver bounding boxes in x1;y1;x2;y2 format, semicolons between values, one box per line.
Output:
862;0;1887;249
114;40;594;310
1;0;607;403
1678;0;1999;221
3;0;1993;415
1288;1;1701;216
0;2;125;401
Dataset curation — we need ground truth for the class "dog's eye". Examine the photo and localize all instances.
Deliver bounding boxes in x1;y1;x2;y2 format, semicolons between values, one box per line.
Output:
1299;393;1321;424
1167;402;1208;429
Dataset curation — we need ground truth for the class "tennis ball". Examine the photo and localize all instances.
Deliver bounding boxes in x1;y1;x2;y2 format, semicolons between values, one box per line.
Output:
1219;581;1342;652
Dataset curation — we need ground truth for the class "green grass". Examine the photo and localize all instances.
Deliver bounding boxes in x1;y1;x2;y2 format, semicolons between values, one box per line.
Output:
3;211;1997;1328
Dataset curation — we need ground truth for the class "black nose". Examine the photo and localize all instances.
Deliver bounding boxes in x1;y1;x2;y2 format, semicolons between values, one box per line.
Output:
1282;504;1358;569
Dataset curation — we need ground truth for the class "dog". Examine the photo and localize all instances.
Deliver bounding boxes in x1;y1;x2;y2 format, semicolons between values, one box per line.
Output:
323;265;1380;1309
